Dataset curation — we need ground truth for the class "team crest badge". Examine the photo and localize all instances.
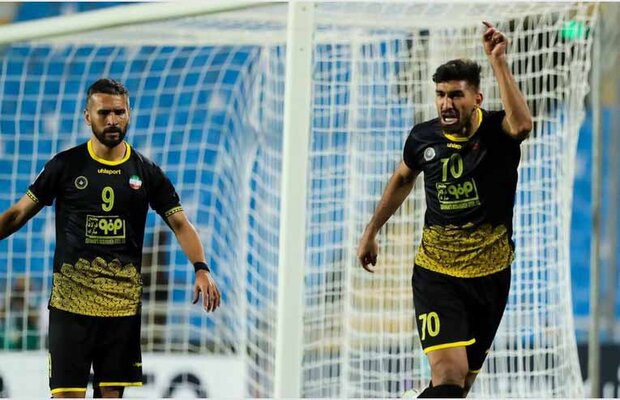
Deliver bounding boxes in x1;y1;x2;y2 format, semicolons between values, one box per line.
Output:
423;147;436;161
129;175;142;190
74;176;88;190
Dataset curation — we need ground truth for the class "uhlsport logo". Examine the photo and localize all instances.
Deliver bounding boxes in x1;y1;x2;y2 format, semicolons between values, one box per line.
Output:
129;175;142;190
423;147;436;161
75;176;88;190
98;168;122;175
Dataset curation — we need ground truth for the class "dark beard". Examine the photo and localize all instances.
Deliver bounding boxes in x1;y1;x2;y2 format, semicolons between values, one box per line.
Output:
93;126;127;148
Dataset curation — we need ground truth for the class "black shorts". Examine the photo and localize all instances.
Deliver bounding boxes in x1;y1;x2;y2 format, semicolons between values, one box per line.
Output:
412;264;511;372
48;307;143;395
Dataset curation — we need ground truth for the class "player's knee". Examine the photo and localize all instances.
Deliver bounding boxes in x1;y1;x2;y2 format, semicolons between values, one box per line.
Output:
97;386;124;398
52;391;86;398
429;355;468;386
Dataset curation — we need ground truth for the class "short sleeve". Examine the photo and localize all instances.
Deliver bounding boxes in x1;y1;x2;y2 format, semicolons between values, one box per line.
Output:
147;164;182;219
486;109;525;145
403;127;420;171
487;110;506;130
27;156;64;206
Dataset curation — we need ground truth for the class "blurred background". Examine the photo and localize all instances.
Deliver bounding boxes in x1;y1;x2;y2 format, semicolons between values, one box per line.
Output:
0;1;617;398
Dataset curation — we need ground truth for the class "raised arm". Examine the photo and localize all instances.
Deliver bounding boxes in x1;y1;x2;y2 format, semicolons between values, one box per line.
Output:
357;161;420;273
482;21;533;141
0;195;43;240
166;210;221;312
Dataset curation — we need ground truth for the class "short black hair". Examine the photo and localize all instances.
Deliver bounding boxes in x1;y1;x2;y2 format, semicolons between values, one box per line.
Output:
432;59;482;90
86;78;129;104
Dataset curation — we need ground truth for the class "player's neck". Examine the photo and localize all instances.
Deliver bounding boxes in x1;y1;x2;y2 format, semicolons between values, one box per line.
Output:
446;108;482;140
89;139;127;162
467;107;483;137
460;108;482;139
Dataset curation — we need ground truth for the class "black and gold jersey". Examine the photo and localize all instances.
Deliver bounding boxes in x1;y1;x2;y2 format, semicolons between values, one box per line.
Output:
28;140;182;316
403;109;522;277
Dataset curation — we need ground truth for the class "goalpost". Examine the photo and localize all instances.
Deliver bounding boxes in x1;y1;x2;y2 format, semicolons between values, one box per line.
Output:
0;2;596;397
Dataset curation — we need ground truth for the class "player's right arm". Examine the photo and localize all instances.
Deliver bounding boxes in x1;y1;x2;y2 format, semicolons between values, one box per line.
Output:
0;195;43;240
357;161;420;273
1;154;63;240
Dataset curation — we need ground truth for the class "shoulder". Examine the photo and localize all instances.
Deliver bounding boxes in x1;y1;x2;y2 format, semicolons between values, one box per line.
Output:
129;146;159;169
409;118;440;140
128;145;169;181
403;118;440;169
481;109;506;128
405;118;440;152
60;142;88;158
405;118;439;150
49;142;89;167
480;109;522;146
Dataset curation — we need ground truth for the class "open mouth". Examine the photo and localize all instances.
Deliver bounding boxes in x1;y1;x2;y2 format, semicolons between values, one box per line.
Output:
441;113;459;126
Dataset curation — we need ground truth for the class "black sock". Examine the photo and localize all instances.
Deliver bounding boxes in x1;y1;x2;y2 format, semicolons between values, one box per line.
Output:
417;384;464;398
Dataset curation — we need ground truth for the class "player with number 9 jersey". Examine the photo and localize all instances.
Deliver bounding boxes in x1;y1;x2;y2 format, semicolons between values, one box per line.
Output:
28;140;182;317
0;78;221;398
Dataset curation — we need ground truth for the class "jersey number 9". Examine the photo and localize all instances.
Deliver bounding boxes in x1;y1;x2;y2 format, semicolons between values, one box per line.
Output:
101;186;115;212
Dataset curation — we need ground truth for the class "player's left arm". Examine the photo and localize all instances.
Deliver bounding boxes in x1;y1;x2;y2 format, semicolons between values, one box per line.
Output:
166;210;221;312
482;21;533;141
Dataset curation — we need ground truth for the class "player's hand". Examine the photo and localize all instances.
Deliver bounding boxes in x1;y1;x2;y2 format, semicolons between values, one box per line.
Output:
193;269;221;312
482;21;508;59
357;231;379;273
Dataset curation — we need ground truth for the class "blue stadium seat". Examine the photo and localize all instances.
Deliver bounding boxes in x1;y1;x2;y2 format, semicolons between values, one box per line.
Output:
14;3;128;22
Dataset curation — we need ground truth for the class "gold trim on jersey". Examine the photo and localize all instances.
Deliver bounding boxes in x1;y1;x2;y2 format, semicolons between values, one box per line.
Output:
98;382;144;387
423;339;476;354
50;257;142;317
25;190;39;204
443;108;483;142
415;223;514;278
469;369;481;374
87;140;132;166
50;387;87;394
164;206;183;218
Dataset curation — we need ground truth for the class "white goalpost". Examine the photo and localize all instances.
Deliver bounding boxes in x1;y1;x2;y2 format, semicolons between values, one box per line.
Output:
0;2;596;398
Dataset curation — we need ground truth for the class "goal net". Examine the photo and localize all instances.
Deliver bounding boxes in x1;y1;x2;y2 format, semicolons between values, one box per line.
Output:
0;2;595;397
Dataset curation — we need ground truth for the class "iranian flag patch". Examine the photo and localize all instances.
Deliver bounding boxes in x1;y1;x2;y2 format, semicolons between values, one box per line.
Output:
129;175;142;190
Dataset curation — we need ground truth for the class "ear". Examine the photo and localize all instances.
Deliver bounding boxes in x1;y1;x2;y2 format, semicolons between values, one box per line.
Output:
84;108;91;126
476;91;483;107
125;96;132;119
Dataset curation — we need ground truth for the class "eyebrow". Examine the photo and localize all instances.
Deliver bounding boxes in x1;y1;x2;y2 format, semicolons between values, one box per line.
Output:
435;89;465;95
96;107;127;113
